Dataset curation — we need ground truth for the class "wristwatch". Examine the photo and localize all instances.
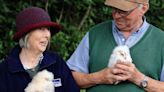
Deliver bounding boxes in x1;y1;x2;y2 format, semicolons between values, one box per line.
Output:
140;75;148;88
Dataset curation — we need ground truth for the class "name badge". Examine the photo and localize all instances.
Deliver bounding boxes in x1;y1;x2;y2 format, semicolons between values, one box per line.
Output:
53;78;62;87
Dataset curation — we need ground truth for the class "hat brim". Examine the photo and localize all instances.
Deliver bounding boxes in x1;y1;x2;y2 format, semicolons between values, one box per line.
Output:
13;21;62;41
105;0;138;11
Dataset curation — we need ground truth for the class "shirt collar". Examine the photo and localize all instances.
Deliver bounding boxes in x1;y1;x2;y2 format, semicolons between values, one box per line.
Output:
112;16;149;35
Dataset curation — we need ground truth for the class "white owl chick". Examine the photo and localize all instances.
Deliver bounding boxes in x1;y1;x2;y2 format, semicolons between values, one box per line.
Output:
25;69;54;92
107;45;132;84
108;45;132;68
108;45;132;84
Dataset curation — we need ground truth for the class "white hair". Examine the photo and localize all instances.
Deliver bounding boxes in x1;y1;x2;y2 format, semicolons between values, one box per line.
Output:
138;4;144;9
19;34;29;48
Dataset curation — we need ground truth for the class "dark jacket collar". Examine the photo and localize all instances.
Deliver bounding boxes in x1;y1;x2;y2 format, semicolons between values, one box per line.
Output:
6;45;57;73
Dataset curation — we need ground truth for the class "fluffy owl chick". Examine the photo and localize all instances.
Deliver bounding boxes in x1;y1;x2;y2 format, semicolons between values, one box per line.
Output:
25;69;54;92
108;45;132;68
108;45;132;84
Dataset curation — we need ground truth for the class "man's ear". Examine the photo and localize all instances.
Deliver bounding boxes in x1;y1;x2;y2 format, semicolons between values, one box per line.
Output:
141;3;149;14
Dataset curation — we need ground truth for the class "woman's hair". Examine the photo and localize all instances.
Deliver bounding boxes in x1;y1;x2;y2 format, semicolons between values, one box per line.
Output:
19;34;29;48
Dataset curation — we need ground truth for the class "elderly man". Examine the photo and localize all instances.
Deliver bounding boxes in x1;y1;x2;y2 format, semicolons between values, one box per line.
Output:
67;0;164;92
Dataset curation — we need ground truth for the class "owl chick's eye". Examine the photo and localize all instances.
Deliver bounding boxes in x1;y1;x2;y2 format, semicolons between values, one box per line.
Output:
118;51;124;56
45;77;50;81
120;52;124;56
119;51;127;59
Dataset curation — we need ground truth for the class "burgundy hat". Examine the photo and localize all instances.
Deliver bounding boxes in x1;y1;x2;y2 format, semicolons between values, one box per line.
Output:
13;7;61;41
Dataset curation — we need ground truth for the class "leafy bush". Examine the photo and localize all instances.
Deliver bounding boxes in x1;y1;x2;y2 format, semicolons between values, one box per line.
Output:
0;0;164;61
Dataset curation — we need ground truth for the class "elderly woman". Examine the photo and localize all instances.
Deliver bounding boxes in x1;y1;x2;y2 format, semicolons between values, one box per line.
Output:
0;7;80;92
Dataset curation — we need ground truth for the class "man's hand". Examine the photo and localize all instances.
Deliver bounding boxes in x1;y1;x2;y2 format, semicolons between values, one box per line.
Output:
96;67;121;84
114;61;144;85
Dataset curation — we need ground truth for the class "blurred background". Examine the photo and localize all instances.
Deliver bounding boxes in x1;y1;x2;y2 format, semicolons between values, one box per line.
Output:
0;0;164;61
0;0;164;91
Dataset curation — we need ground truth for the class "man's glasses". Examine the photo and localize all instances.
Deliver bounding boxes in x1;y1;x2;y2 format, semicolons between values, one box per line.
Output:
112;6;138;17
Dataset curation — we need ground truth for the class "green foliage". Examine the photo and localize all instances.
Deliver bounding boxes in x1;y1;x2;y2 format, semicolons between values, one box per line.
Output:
0;0;164;91
0;0;164;62
146;0;164;29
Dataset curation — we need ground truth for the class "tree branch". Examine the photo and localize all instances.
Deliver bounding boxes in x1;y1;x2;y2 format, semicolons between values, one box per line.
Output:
78;5;91;30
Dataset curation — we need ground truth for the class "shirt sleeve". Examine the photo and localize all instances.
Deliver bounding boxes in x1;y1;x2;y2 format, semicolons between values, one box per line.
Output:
160;66;164;81
66;32;89;73
160;45;164;81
